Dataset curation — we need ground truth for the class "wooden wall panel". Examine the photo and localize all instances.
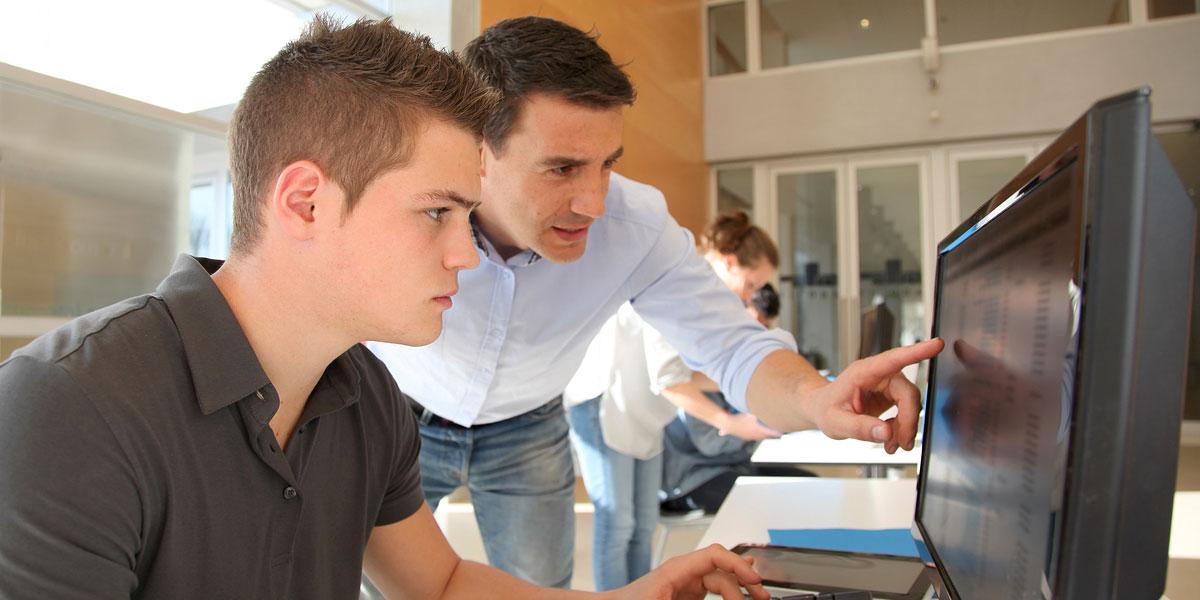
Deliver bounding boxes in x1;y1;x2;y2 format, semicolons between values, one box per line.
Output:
479;0;708;235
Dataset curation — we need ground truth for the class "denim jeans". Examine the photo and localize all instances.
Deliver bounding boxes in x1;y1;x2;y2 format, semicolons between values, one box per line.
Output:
416;398;575;588
566;397;662;591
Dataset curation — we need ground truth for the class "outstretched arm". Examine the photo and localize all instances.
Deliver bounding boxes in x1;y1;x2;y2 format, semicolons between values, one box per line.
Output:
746;340;944;452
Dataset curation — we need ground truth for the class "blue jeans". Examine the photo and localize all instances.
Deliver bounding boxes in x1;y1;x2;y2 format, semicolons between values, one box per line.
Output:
566;398;661;591
416;399;575;588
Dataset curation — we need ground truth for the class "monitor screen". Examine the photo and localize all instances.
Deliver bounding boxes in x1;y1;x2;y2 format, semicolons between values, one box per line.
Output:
915;89;1193;600
919;152;1084;598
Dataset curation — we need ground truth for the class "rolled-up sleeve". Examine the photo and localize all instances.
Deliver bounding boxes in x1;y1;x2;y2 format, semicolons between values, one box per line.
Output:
629;219;797;413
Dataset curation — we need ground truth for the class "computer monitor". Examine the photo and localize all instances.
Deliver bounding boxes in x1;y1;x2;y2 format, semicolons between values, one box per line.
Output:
912;88;1195;600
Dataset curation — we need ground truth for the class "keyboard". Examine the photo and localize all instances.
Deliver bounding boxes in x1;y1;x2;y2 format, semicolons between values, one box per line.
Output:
748;591;872;600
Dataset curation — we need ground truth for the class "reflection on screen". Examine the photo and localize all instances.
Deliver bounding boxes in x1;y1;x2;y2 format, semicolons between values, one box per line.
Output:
922;159;1082;600
741;547;925;594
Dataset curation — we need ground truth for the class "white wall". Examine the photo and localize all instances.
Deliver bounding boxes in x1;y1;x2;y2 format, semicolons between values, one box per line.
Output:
706;16;1200;162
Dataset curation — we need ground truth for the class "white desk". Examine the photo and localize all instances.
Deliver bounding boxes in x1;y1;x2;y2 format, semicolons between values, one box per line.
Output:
751;430;921;478
700;477;1199;599
1169;491;1200;560
699;477;916;549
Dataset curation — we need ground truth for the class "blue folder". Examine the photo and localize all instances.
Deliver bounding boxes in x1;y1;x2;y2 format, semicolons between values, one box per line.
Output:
767;527;920;558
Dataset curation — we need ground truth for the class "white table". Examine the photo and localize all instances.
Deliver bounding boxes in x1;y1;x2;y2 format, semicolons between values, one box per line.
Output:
751;430;922;478
699;477;916;549
699;477;921;599
700;477;1199;599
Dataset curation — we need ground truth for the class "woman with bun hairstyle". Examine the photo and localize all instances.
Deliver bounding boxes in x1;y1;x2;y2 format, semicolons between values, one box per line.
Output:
563;211;784;590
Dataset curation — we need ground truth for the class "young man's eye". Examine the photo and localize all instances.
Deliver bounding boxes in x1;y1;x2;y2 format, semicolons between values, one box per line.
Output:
551;165;574;177
602;159;618;170
425;207;450;222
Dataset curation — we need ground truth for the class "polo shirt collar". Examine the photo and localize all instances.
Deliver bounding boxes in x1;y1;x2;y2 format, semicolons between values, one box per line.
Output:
156;254;271;416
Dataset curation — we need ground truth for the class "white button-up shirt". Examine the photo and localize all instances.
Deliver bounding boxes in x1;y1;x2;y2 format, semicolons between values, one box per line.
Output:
367;174;796;426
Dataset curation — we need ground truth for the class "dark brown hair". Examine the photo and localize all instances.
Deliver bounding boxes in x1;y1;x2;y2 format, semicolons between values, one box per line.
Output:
227;14;498;254
701;210;780;269
462;16;636;154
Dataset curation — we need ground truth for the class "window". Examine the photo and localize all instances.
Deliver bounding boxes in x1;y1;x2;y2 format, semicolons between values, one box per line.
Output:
0;73;223;324
1149;0;1197;19
760;0;924;68
1157;127;1200;420
956;156;1029;222
716;167;755;217
937;0;1129;46
709;2;748;75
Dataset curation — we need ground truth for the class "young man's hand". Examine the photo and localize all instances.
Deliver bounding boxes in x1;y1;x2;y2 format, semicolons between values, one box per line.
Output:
613;544;770;600
807;339;944;453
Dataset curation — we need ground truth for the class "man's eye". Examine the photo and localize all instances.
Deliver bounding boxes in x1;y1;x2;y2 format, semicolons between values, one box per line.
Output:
551;165;574;177
602;159;618;170
425;207;450;222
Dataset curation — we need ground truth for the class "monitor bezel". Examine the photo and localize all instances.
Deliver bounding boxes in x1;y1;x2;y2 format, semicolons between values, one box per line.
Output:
910;88;1185;600
912;112;1090;600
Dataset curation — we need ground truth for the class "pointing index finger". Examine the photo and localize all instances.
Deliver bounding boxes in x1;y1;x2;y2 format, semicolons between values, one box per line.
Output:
842;338;944;387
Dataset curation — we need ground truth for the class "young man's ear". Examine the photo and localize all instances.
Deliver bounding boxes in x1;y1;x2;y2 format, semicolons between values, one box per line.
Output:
479;142;494;178
269;160;332;241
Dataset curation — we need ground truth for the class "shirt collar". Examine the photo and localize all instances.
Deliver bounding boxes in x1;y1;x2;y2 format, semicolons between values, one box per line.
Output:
155;254;362;417
470;215;543;267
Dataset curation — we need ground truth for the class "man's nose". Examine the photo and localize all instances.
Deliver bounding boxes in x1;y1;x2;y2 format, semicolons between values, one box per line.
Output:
571;172;608;218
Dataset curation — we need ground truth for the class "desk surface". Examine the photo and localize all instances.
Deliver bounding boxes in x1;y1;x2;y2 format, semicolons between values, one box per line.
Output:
751;430;922;466
701;477;1199;595
699;477;916;548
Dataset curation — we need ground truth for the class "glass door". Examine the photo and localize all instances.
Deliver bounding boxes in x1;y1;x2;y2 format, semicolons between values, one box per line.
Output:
770;153;933;377
772;165;844;374
852;161;927;365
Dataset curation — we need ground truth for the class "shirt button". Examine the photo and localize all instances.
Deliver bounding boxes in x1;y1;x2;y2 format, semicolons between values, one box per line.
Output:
283;486;298;500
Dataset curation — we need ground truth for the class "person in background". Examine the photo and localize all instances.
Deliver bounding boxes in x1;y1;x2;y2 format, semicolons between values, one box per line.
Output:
0;16;769;600
660;282;816;516
747;283;781;327
366;16;942;588
565;212;783;590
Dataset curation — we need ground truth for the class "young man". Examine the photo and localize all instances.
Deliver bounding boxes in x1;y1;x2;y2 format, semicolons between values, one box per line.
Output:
368;16;943;588
0;16;769;600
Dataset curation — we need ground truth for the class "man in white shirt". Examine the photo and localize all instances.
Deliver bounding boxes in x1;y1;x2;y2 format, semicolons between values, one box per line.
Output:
368;16;942;588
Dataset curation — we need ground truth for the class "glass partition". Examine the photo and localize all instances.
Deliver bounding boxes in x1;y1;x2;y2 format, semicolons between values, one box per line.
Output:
776;170;840;372
855;164;924;357
0;72;226;360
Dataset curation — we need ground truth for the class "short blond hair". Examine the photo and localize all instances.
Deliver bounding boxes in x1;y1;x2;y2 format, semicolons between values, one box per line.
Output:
228;14;498;253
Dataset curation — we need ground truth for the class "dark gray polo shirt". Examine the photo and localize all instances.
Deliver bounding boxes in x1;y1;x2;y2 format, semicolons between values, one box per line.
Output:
0;255;424;599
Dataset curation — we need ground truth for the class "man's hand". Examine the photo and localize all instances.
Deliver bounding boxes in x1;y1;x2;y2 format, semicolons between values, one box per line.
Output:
807;339;944;453
615;544;769;600
717;412;782;442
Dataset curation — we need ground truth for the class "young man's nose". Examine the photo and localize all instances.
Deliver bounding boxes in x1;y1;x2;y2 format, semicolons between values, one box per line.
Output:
444;224;481;271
